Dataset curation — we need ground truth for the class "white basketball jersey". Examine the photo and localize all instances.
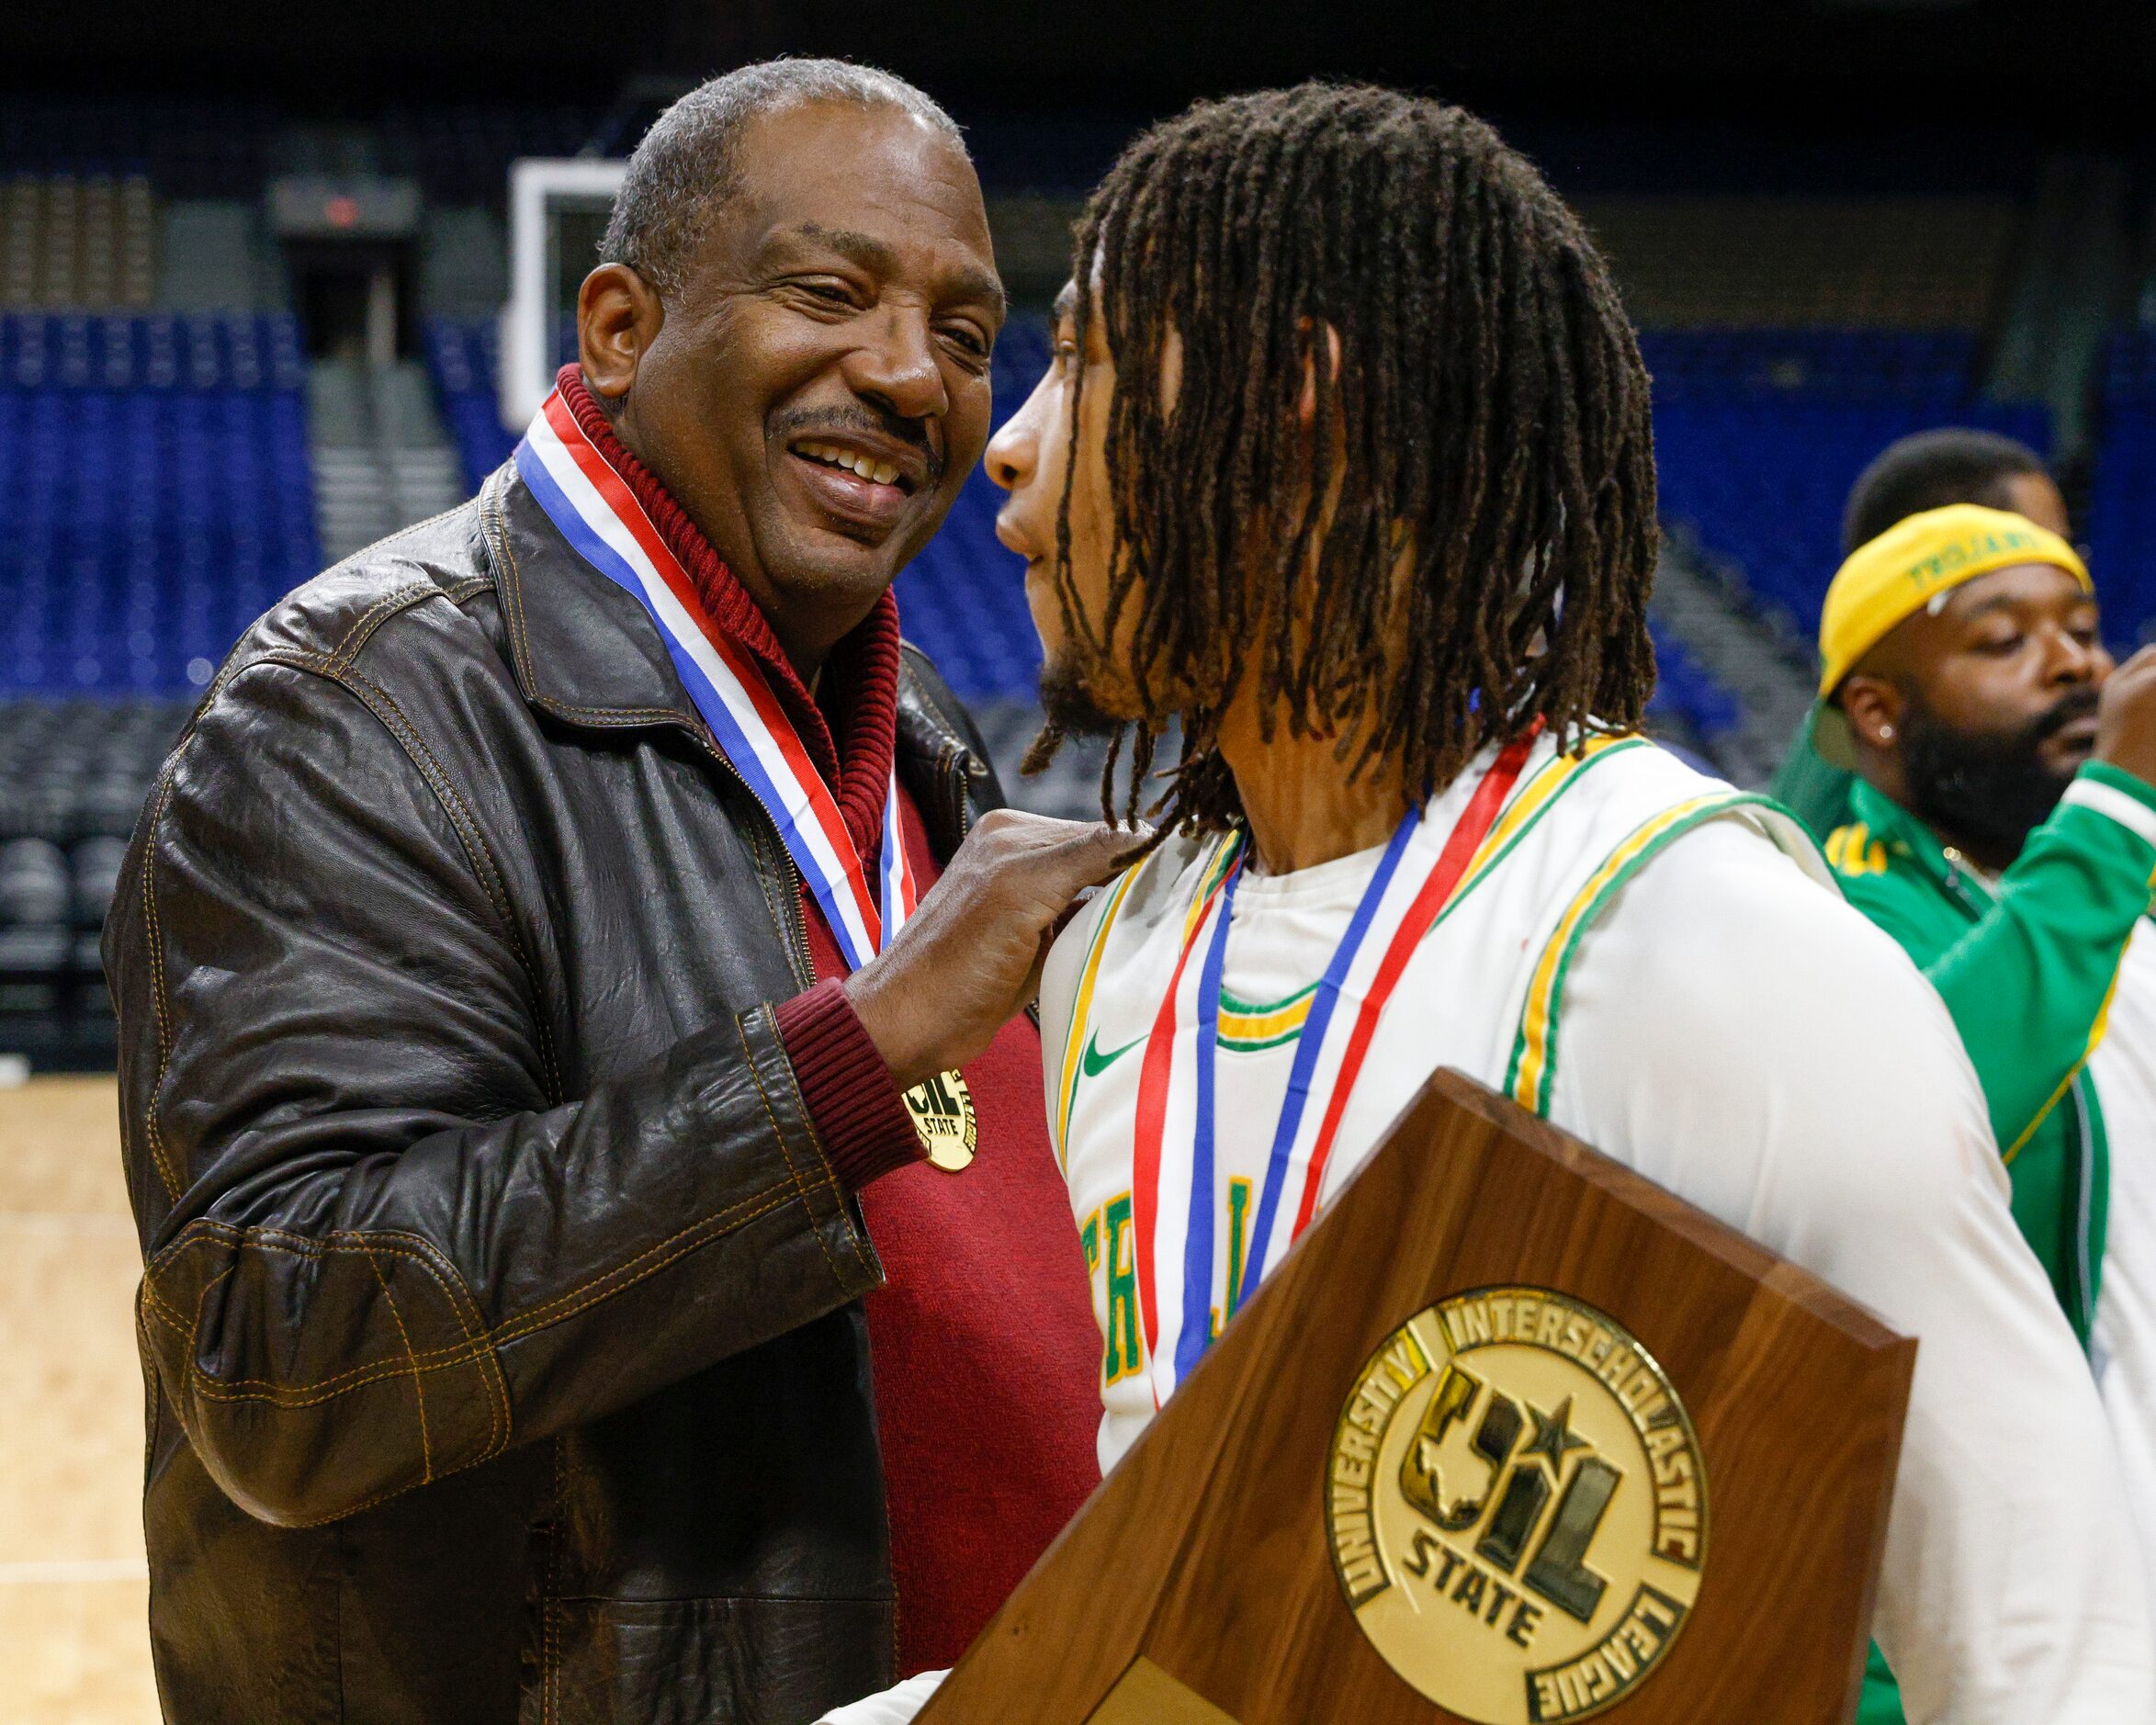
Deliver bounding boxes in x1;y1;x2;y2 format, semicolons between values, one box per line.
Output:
1040;733;1824;1471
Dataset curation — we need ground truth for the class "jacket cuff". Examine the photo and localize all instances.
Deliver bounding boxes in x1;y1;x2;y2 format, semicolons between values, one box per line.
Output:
773;980;924;1191
2068;761;2156;851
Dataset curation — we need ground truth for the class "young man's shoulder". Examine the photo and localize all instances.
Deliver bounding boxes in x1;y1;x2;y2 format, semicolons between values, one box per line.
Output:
1597;809;1925;1006
1058;832;1213;949
1577;811;1992;1144
1555;803;2005;1223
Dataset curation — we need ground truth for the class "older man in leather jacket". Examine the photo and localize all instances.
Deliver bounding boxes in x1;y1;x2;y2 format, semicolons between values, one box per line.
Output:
104;61;1124;1725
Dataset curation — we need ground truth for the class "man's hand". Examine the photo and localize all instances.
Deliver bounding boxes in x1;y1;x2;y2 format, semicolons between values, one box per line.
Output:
846;810;1143;1090
2094;645;2156;789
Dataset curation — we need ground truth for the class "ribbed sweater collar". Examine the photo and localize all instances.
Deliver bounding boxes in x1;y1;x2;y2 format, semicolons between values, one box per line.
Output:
555;365;901;858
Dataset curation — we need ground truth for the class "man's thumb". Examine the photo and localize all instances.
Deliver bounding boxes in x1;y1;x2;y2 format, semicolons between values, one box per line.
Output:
1072;819;1152;876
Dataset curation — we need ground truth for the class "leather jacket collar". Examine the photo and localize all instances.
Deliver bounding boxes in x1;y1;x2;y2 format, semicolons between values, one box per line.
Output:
479;463;1002;827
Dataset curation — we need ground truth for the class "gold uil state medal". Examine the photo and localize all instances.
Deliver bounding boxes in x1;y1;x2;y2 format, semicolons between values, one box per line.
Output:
1326;1288;1707;1724
903;1068;976;1173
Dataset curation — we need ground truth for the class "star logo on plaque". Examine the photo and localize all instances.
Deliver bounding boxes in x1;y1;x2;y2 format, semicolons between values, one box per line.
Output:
1325;1287;1708;1723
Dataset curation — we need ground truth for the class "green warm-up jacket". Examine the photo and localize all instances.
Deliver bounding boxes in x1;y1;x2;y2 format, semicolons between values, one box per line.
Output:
1822;763;2156;1725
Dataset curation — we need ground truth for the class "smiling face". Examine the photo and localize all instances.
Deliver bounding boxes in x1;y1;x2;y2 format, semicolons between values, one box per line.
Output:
582;98;1003;669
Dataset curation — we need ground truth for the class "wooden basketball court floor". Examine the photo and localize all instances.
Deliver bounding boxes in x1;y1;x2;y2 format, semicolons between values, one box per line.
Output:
0;1075;159;1722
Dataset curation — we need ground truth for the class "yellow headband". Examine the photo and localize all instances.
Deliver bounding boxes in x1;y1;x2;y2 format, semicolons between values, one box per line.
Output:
1816;502;2090;697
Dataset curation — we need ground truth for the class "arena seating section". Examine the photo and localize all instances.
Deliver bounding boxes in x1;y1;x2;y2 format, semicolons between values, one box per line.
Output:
7;97;2156;1061
2093;333;2156;637
1644;330;2051;626
0;310;314;1059
423;318;519;495
2;175;156;310
0;312;317;695
0;97;596;200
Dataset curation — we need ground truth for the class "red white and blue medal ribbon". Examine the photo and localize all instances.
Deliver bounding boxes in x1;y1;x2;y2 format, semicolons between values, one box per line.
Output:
1131;734;1536;1408
515;388;915;969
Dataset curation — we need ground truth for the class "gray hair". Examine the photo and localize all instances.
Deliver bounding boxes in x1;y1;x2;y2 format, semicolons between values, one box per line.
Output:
600;59;965;296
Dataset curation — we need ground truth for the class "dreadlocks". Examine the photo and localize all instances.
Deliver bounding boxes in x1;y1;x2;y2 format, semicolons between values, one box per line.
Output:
1041;84;1659;832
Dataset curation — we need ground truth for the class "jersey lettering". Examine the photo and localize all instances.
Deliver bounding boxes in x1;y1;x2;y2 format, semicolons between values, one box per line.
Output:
1211;1177;1255;1341
1103;1193;1142;1386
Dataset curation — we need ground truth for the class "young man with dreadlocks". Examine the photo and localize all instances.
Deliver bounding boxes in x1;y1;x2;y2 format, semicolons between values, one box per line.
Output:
820;85;2151;1725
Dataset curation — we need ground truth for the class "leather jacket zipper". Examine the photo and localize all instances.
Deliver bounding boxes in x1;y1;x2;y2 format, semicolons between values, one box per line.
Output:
930;739;973;839
682;730;818;988
769;837;816;988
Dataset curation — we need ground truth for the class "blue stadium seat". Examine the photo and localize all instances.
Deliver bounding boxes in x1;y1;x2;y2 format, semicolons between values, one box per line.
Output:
423;315;581;490
1646;330;2048;633
0;312;318;697
1645;626;1739;740
2090;333;2156;640
423;317;521;489
1639;328;1976;408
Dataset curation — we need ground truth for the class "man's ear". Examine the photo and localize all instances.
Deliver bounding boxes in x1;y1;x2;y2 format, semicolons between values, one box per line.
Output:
1837;675;1906;753
578;264;664;402
1295;320;1343;428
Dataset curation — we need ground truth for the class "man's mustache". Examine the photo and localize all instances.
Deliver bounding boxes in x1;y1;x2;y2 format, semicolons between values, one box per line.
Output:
773;406;943;486
2027;685;2101;746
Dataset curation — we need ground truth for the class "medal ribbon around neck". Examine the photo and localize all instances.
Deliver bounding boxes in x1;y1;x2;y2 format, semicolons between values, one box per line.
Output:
515;388;915;968
1132;731;1538;1407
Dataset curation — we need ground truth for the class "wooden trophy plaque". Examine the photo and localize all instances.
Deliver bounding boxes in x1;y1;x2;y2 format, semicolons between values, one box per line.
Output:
918;1070;1915;1725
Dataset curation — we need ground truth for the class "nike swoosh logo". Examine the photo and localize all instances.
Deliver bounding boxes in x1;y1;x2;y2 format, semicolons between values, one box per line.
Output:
1081;1030;1146;1077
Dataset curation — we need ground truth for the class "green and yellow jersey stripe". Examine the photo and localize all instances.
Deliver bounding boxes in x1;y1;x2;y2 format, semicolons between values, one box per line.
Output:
1203;738;1643;1055
1508;792;1776;1115
1055;863;1145;1167
1057;734;1664;1150
1446;735;1645;908
1217;985;1317;1051
1183;832;1244;944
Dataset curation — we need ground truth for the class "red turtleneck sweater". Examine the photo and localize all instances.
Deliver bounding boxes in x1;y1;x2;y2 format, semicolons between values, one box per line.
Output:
554;370;1101;1675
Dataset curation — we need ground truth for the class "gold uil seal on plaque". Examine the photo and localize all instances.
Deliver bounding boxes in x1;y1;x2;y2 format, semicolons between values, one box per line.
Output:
1325;1288;1707;1724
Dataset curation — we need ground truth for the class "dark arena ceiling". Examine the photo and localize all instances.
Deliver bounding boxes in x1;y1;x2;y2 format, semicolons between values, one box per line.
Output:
7;0;2151;145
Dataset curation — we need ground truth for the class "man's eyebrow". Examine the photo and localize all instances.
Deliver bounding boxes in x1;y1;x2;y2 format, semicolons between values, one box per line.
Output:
1052;281;1078;321
791;221;898;274
1957;590;2091;622
783;221;1007;320
954;265;1009;323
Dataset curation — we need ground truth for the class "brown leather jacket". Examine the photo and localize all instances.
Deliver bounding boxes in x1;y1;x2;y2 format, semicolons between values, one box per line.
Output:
104;463;1006;1725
